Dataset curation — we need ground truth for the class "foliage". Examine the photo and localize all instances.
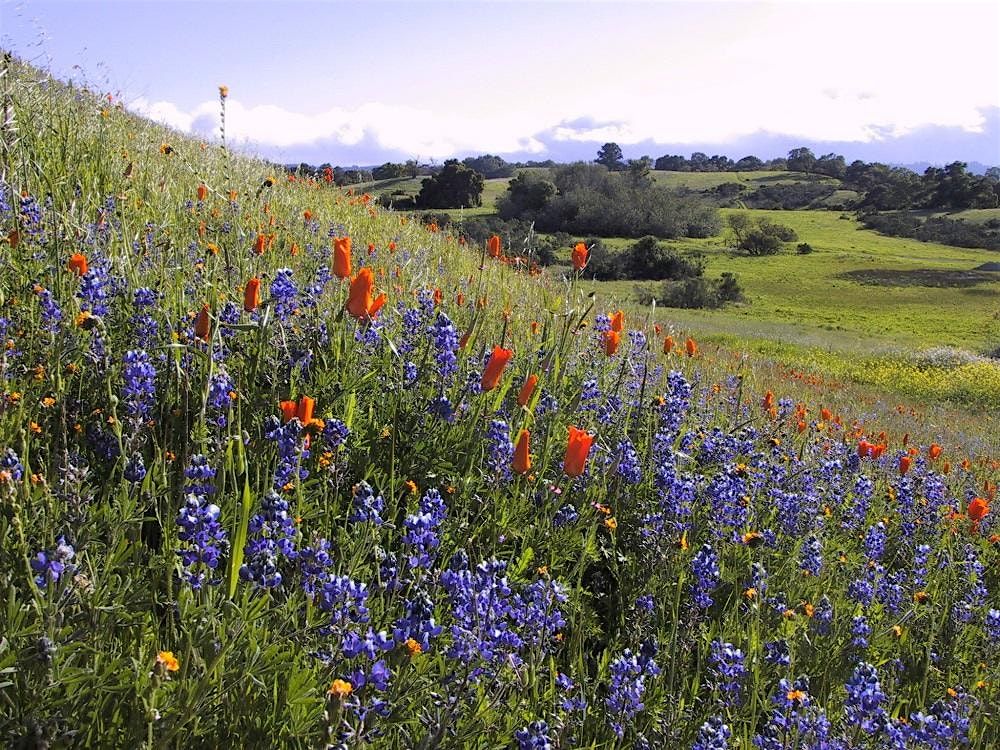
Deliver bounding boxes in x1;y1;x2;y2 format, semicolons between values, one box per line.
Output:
727;214;798;255
861;212;1000;251
500;163;721;239
595;142;624;171
415;159;484;209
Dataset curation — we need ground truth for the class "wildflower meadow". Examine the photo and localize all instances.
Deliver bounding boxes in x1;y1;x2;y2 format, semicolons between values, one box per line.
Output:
1;57;998;749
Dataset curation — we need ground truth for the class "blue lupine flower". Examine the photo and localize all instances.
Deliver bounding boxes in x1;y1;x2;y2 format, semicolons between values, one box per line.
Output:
691;543;720;609
269;268;298;321
484;419;513;482
322;418;350;451
31;536;76;589
615;438;642;484
2;448;25;482
844;661;887;733
403;489;446;568
175;492;227;589
799;534;823;577
709;640;745;706
239;490;298;588
393;589;442;652
553;503;579;528
316;574;370;627
692;716;731;750
986;609;1000;642
515;721;553;750
349;481;385;525
124;455;147;484
299;537;333;596
122;349;156;421
764;639;790;667
430;313;459;380
605;641;660;738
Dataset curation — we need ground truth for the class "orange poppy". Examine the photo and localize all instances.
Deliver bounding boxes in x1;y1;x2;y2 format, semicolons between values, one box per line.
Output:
571;242;588;271
968;497;990;525
68;253;89;276
194;304;211;341
928;443;942;460
333;237;352;279
517;374;539;407
663;336;674;354
481;346;513;391
603;329;620;356
367;242;376;255
253;234;268;255
564;426;594;477
610;310;625;333
304;209;313;222
433;288;443;307
346;268;386;321
487;235;502;258
197;184;208;201
244;277;261;312
899;455;912;475
297;396;314;424
762;391;774;411
685;337;698;357
820;408;832;422
279;400;298;422
513;429;531;475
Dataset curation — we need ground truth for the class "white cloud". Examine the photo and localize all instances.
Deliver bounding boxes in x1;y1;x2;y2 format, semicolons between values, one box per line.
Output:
128;96;550;158
126;3;998;160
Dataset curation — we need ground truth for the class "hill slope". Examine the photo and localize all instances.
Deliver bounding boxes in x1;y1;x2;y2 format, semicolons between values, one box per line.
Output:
1;58;998;747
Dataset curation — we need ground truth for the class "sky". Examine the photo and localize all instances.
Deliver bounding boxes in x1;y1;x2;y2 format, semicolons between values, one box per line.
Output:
3;0;999;168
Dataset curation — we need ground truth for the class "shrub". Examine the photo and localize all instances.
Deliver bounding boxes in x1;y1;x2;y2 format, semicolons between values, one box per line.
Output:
796;242;814;254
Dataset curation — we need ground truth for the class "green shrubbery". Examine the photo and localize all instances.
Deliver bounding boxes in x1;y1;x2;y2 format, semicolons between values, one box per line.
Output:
498;164;721;239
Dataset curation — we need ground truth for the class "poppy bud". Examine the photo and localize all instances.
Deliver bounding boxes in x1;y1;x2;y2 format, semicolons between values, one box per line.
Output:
512;429;531;475
244;277;261;312
564;426;594;478
481;346;513;391
333;237;353;279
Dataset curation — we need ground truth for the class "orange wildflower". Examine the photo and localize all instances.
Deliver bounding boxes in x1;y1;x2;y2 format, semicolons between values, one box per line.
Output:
481;346;513;391
610;310;625;333
297;396;314;424
968;497;990;526
280;400;298;423
68;253;89;276
564;426;594;477
433;288;443;306
928;443;942;460
244;277;261;312
346;268;386;321
663;336;674;354
602;329;620;356
328;679;353;699
194;304;211;341
197;184;208;201
156;651;180;673
513;429;531;475
899;455;912;475
253;233;268;255
303;209;313;222
517;374;539;407
762;391;774;411
571;242;588;271
487;235;502;258
685;337;698;357
333;236;353;279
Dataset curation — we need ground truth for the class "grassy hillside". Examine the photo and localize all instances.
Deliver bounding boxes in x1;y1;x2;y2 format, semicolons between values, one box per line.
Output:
2;58;999;748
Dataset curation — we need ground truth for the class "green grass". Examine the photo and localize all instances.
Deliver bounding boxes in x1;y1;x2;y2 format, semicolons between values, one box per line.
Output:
649;169;840;190
572;209;1000;355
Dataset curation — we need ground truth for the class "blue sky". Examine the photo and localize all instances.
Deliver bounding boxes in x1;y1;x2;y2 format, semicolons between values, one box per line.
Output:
3;1;999;167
